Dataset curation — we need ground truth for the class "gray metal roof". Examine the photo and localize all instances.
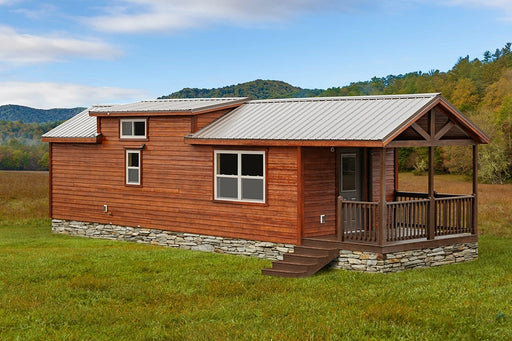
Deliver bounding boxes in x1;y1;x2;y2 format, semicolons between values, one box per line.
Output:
89;97;248;114
42;106;111;139
189;93;440;142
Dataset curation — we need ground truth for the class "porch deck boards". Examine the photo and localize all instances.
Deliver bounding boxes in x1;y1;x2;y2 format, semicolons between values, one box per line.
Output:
305;232;476;253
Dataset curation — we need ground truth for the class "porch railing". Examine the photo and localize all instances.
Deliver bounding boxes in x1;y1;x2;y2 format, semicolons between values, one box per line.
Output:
337;192;475;245
338;200;379;243
435;195;474;236
386;199;429;241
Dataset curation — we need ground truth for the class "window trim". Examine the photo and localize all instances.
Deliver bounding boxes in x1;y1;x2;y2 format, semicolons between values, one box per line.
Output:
214;150;266;203
126;149;142;186
120;119;147;139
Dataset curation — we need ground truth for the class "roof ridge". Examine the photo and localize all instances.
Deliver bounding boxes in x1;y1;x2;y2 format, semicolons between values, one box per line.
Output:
141;97;247;103
247;93;440;104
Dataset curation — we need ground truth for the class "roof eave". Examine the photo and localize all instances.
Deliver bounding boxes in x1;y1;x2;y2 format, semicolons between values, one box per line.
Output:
41;134;102;144
184;137;384;147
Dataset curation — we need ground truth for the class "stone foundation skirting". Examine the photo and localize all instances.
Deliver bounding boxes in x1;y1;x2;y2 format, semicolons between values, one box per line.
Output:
331;242;478;273
51;219;294;261
52;220;478;272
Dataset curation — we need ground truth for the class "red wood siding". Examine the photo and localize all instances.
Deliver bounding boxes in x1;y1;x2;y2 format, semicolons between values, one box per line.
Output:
302;147;336;237
195;109;232;131
371;148;396;202
51;114;299;244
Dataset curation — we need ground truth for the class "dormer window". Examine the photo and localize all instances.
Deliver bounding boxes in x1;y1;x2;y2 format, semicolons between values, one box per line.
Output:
120;119;146;138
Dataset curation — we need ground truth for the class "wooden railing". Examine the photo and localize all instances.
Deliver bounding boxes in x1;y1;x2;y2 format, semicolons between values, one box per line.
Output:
386;199;429;241
435;195;474;236
338;192;475;245
337;199;378;243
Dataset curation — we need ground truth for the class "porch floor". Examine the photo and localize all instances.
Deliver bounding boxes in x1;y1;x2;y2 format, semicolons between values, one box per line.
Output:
304;232;476;253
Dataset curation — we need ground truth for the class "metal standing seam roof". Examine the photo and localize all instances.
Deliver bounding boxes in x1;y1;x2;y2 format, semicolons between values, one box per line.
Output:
88;97;248;114
42;105;112;139
188;93;442;142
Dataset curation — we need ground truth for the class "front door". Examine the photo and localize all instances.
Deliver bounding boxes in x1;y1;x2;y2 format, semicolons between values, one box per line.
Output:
339;149;364;234
339;149;362;201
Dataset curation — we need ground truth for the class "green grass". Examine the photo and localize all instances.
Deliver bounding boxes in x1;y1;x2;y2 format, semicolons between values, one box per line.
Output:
1;171;512;340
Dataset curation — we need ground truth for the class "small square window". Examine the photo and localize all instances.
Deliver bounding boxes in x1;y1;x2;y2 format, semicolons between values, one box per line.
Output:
120;119;146;138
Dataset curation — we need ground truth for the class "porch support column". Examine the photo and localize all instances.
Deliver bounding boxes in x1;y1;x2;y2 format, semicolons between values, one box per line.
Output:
378;148;386;246
337;196;343;241
472;144;478;235
427;146;435;240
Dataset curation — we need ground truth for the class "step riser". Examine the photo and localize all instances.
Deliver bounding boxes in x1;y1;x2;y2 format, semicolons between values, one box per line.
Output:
272;262;315;272
293;246;334;256
283;254;326;263
261;269;308;278
302;239;341;249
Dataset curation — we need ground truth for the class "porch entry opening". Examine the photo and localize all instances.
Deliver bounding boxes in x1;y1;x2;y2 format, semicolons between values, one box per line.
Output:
338;148;365;235
339;149;362;201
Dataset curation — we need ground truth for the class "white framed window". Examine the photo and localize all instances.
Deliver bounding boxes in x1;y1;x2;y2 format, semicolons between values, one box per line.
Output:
120;119;146;138
126;150;141;185
214;150;265;203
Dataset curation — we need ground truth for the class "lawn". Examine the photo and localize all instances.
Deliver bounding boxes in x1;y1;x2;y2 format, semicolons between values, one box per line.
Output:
1;171;511;340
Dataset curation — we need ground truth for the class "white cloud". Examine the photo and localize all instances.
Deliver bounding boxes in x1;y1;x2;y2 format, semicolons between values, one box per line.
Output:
0;82;149;108
0;26;121;64
87;0;342;33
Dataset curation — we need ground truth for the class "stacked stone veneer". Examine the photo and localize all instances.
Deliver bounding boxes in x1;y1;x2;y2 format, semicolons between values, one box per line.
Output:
52;220;294;261
331;243;478;273
52;219;477;272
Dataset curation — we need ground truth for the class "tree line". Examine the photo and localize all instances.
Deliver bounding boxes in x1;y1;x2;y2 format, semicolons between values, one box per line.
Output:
0;121;60;171
2;43;512;182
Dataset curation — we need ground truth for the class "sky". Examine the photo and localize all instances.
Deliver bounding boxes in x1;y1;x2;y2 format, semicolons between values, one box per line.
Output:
0;0;511;109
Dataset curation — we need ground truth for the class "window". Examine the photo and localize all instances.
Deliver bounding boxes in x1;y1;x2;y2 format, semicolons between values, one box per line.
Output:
120;119;146;138
214;151;265;203
126;150;141;185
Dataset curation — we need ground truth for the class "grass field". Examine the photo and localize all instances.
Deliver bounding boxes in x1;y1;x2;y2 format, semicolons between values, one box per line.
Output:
1;171;512;340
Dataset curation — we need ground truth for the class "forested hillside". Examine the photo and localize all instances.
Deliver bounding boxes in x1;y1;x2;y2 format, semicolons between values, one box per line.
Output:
0;121;61;171
159;79;323;99
161;43;512;184
322;43;512;183
2;44;511;181
0;105;84;123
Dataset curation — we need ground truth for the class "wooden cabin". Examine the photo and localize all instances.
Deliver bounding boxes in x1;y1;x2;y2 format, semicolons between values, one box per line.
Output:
42;94;489;277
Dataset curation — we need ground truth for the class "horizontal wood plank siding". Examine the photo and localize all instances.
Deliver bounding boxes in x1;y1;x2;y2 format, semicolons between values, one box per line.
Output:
302;147;336;237
371;148;395;202
195;109;232;131
51;114;299;244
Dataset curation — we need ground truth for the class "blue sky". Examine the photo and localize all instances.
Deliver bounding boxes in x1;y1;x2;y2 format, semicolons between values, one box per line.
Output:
0;0;511;108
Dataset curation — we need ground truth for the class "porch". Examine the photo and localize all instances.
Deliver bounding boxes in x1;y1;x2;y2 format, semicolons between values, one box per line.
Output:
336;190;477;249
334;142;479;251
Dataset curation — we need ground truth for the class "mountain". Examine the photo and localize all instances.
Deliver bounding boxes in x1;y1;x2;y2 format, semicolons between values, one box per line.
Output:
159;79;323;100
0;104;85;123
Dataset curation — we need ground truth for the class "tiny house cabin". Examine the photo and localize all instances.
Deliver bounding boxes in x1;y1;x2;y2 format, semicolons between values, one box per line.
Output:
42;94;489;277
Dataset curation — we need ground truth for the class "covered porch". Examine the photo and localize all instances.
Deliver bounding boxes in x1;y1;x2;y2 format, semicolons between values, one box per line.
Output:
336;147;479;250
330;101;484;251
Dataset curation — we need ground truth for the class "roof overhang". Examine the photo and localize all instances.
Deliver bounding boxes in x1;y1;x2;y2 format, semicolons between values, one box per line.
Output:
382;96;489;146
185;137;384;147
41;134;102;144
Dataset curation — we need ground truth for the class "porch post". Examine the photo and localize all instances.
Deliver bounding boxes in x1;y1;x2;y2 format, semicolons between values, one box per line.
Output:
378;148;386;246
337;196;343;241
472;144;478;235
427;146;435;240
